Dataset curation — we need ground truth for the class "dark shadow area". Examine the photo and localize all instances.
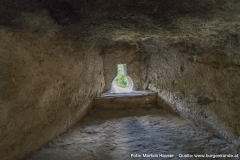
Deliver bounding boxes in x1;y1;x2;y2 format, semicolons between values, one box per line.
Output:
0;10;21;28
47;1;80;25
0;0;214;29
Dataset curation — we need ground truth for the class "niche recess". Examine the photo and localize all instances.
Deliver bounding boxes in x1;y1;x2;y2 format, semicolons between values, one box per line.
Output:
102;42;142;92
111;64;134;93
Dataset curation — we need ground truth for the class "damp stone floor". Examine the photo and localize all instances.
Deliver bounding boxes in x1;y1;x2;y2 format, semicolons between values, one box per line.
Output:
26;106;239;160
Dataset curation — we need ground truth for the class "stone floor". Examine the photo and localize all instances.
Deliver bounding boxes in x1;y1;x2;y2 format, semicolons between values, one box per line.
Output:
26;107;239;160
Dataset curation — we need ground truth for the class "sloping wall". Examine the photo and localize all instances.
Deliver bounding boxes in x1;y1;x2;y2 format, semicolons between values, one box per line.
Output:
0;12;105;159
139;34;240;144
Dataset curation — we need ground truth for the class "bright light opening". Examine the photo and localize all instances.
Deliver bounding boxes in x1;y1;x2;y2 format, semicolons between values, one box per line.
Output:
111;64;134;93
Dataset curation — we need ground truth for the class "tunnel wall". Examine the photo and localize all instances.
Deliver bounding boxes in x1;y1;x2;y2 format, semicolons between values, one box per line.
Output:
0;13;104;159
139;35;240;144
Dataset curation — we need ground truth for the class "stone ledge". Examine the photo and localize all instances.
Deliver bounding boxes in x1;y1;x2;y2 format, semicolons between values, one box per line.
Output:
93;91;157;108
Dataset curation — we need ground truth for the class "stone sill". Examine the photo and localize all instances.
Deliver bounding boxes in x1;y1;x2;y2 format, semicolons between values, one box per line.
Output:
93;91;158;108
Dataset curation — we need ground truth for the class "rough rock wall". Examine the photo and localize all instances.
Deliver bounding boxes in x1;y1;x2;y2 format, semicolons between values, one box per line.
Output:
140;34;240;144
129;0;240;145
0;12;104;160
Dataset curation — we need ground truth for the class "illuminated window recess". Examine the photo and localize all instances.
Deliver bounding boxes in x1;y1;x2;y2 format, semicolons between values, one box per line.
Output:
111;64;134;93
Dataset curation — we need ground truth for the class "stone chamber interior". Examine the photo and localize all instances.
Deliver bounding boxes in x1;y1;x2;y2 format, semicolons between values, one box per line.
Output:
0;0;240;159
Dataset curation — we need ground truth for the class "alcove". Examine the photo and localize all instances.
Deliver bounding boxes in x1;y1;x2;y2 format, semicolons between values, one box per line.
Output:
111;64;134;93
